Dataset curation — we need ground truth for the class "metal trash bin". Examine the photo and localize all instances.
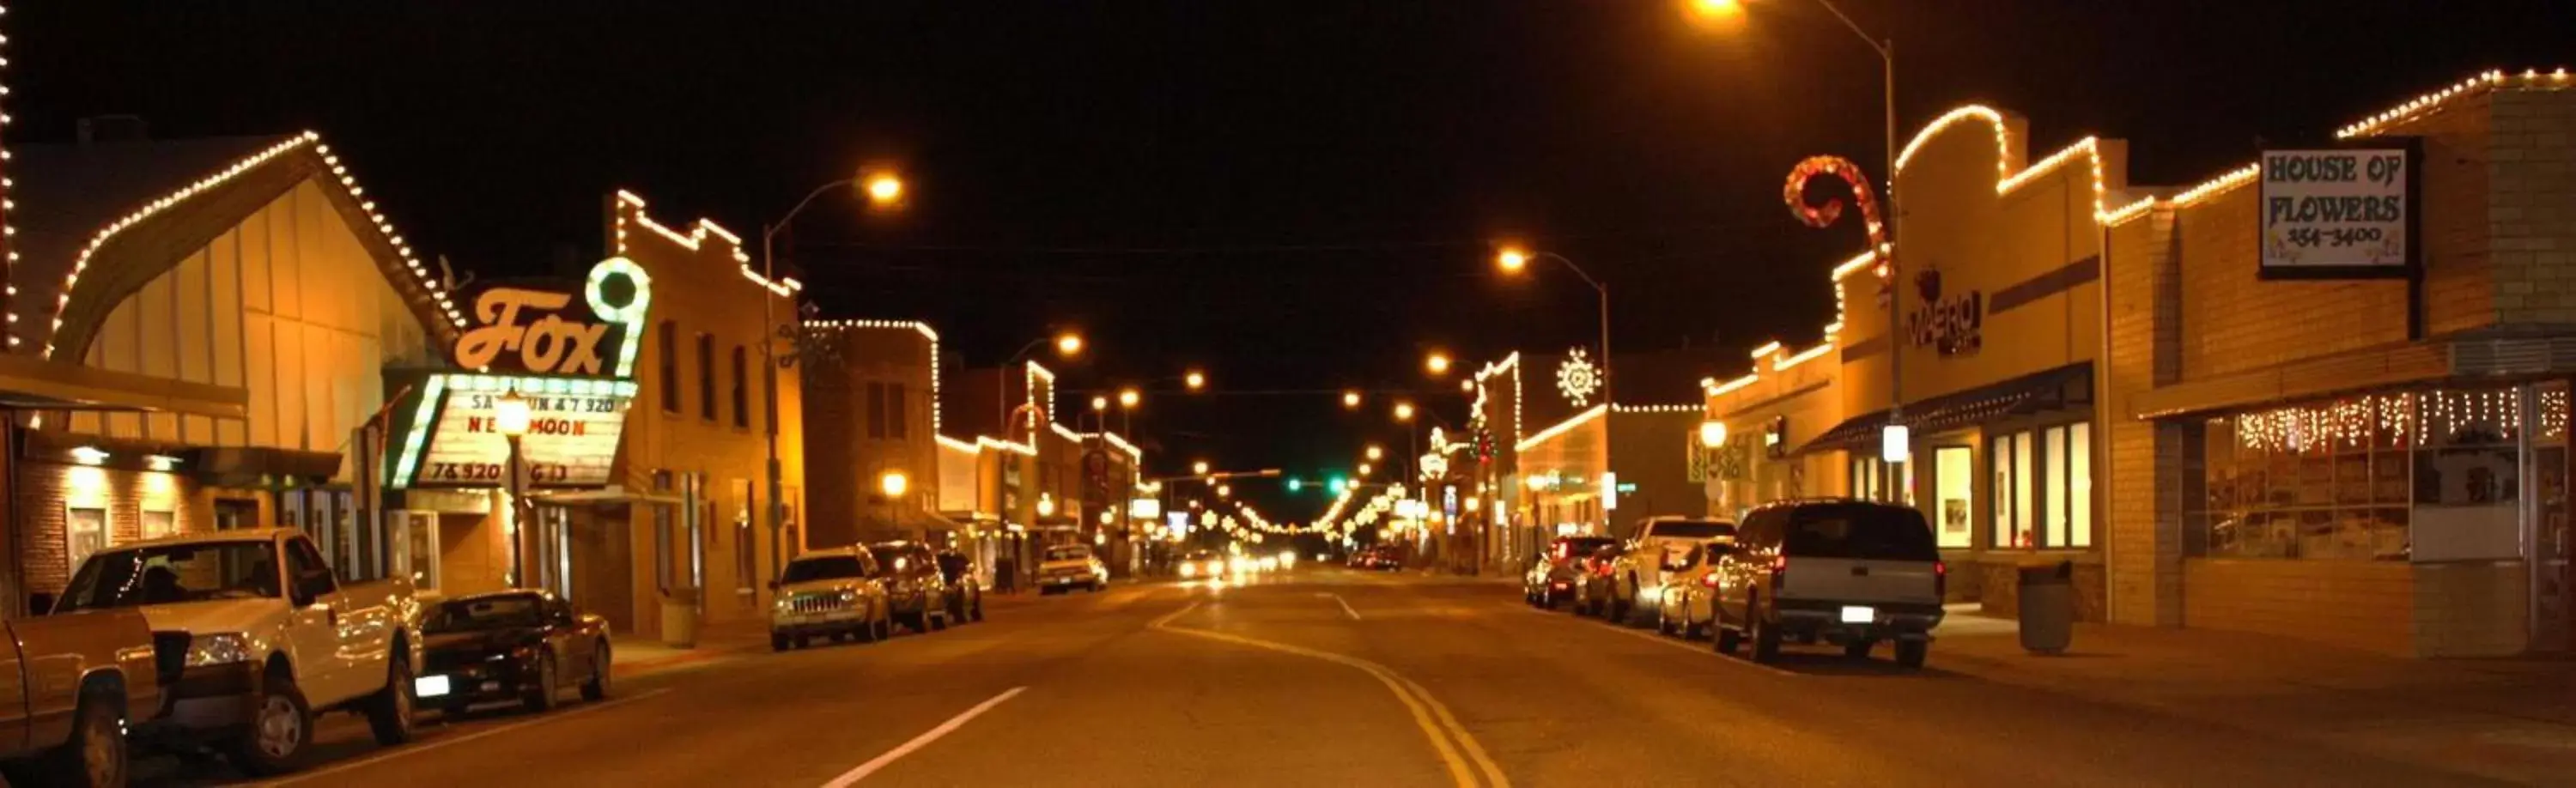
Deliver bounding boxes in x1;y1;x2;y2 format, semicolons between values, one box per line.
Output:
661;586;701;649
2017;561;2075;655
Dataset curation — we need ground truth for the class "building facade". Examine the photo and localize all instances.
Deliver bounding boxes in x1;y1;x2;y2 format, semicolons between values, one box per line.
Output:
801;320;945;548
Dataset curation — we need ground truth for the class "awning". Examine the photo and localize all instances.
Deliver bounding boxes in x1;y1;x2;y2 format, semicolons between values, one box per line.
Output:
1800;363;2092;454
0;353;246;418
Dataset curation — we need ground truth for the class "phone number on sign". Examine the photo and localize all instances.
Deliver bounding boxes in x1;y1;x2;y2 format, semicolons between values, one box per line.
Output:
427;461;576;483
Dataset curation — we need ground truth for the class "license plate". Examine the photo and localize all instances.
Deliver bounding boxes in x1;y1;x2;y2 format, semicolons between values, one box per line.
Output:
1840;605;1875;623
414;675;451;698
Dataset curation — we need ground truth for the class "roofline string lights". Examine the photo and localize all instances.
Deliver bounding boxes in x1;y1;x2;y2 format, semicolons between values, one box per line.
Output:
803;319;944;436
0;3;15;343
611;191;802;298
39;131;472;358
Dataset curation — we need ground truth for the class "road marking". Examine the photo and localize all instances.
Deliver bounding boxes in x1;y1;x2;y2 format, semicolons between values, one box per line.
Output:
1315;592;1364;621
256;688;672;786
1151;603;1507;788
821;687;1026;786
1510;603;1801;678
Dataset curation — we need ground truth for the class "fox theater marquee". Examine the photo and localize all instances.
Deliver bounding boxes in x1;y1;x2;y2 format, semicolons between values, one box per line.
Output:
382;257;652;597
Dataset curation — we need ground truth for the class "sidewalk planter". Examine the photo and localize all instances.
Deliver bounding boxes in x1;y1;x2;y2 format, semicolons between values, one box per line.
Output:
2019;561;2075;655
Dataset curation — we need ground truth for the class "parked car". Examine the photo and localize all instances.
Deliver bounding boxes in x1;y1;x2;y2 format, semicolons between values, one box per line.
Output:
1523;536;1617;609
1352;548;1402;571
1653;539;1734;639
0;603;161;787
1603;517;1738;626
418;591;611;716
1710;500;1946;668
868;541;953;633
1571;543;1628;618
1036;545;1109;594
933;550;986;624
55;528;423;774
770;547;893;651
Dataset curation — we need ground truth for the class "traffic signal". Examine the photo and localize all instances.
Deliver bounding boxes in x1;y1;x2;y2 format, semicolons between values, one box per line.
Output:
1328;476;1349;493
1287;478;1303;493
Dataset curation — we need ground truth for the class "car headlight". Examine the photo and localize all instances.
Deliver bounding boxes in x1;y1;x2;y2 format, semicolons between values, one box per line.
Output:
839;589;858;603
185;633;253;667
1180;563;1198;578
775;597;794;612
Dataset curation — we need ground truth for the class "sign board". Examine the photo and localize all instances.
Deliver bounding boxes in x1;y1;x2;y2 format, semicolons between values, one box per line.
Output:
411;376;635;488
2258;145;2418;279
453;257;653;376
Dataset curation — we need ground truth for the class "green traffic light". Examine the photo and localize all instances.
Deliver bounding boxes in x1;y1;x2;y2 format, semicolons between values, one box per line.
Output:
1287;478;1303;493
1328;476;1349;493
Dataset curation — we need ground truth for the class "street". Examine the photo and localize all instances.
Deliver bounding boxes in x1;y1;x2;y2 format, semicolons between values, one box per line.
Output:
136;569;2508;788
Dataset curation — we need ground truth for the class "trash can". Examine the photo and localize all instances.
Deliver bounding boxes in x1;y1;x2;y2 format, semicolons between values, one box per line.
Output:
2016;561;2075;655
661;586;701;649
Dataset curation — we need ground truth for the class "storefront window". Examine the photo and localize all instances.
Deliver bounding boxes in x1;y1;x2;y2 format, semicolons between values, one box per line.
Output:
1849;457;1908;505
141;511;177;541
2188;390;2545;561
1934;446;1973;549
65;507;106;573
1991;423;2091;549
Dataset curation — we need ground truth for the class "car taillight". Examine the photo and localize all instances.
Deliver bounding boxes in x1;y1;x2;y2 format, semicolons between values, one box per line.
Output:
1935;560;1948;597
1770;555;1788;591
1699;573;1719;589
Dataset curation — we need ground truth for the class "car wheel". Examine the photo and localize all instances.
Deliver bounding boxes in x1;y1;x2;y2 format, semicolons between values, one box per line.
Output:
1844;639;1874;660
1090;579;1105;592
1715;620;1741;655
1750;610;1783;664
229;676;312;776
581;643;611;702
522;652;558;712
930;611;950;632
365;650;416;745
1895;639;1929;670
51;689;125;788
771;633;792;652
971;595;986;622
949;595;968;623
1541;590;1559;610
793;633;812;649
1656;603;1676;636
873;615;894;642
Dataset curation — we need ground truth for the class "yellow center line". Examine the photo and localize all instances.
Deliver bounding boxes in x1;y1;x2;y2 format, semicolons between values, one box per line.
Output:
1149;602;1508;788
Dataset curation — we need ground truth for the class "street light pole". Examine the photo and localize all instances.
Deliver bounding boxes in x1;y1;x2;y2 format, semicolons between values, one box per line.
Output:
1516;251;1613;407
1802;0;1904;485
758;178;854;586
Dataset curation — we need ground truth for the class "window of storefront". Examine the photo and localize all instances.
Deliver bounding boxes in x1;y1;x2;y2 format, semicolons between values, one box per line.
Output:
142;510;177;541
1849;457;1911;506
65;506;106;573
2196;387;2541;561
1933;446;1973;549
1990;423;2092;549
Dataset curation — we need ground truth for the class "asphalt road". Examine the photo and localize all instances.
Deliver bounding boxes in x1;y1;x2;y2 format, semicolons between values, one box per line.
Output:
132;568;2512;788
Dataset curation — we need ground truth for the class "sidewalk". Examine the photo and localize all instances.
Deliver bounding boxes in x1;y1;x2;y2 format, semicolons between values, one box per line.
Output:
610;620;772;677
1933;607;2576;785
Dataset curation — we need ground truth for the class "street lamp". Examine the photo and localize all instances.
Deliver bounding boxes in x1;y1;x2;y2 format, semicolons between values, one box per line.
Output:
879;470;909;498
1358;463;1372;476
1056;332;1085;357
1701;0;1904;488
864;173;905;206
1185;370;1207;391
1394;402;1416;422
1216;484;1231;499
1193;460;1211;477
1091;396;1109;411
1119;388;1140;409
1425;352;1452;376
495;389;532;588
1699;420;1728;447
1342;391;1363;409
1366;446;1383;461
1495;245;1613;406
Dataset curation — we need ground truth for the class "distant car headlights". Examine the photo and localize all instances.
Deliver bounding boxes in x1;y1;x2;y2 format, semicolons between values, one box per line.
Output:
1180;563;1199;579
185;632;253;667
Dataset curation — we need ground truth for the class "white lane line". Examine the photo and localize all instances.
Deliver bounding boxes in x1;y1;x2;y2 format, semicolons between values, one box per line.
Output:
1510;603;1800;678
1315;592;1364;621
820;686;1027;786
258;688;672;786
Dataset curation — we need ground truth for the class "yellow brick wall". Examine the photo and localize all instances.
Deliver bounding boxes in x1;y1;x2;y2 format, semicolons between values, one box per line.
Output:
2183;559;2414;655
2414;561;2529;658
2490;89;2576;324
2105;211;2184;626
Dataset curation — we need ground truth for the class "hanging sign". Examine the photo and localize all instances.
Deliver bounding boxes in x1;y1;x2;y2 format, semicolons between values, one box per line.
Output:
2258;145;2418;279
407;375;637;488
452;258;653;377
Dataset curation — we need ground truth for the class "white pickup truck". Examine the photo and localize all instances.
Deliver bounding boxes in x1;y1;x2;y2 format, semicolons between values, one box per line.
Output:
52;527;424;773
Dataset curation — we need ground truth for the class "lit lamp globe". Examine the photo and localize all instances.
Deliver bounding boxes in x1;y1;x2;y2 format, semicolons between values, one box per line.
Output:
1699;420;1727;447
495;390;533;438
879;470;909;498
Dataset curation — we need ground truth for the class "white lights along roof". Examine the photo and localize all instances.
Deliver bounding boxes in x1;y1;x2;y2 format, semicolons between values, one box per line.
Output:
38;131;471;358
805;318;945;436
611;191;803;298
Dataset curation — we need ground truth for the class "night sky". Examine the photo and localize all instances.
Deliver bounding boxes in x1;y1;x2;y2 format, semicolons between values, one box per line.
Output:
12;1;2572;519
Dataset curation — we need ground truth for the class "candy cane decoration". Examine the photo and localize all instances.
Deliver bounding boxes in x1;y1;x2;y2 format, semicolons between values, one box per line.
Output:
1783;155;1888;276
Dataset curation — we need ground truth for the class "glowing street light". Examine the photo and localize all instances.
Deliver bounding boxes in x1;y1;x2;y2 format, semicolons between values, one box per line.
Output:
1425;352;1452;376
1496;247;1529;272
1091;396;1109;411
1366;446;1383;461
1118;388;1141;409
1216;484;1232;499
1686;0;1745;21
495;390;533;438
864;173;905;206
1700;420;1728;446
879;470;909;498
1358;463;1372;476
1193;460;1212;476
1341;391;1362;409
1055;332;1085;357
1185;371;1207;391
1394;402;1417;422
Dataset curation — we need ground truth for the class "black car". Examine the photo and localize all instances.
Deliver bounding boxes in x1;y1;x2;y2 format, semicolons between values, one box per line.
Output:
934;549;987;624
419;591;611;715
868;541;955;633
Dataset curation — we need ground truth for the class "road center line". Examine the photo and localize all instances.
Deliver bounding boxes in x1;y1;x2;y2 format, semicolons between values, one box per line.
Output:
256;688;673;786
1151;602;1506;787
820;686;1027;787
1316;592;1364;621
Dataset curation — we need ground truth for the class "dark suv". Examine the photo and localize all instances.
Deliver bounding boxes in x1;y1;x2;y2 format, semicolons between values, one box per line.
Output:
867;541;955;633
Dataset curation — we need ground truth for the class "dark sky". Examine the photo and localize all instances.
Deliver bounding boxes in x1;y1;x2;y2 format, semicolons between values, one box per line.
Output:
12;1;2572;520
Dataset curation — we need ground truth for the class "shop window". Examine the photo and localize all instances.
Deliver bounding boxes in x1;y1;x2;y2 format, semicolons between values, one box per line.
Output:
866;381;889;439
1933;447;1973;549
697;333;718;421
731;346;750;428
142;511;177;541
65;507;106;573
2193;392;2427;561
658;321;680;415
1848;457;1908;506
1990;425;2090;549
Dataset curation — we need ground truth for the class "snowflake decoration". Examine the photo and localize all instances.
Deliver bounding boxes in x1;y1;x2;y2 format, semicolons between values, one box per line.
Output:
1557;348;1602;407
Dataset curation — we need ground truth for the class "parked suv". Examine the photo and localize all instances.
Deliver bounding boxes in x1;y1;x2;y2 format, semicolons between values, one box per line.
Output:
1603;517;1737;626
1710;500;1945;668
1523;536;1616;609
868;541;953;633
770;548;893;650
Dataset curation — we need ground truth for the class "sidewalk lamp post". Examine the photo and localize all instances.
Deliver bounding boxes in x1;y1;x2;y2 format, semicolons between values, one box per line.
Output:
1698;0;1909;482
495;388;532;589
759;168;905;583
878;470;909;540
1496;247;1612;407
998;331;1085;435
